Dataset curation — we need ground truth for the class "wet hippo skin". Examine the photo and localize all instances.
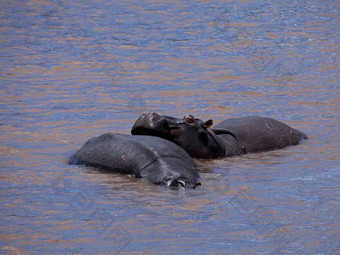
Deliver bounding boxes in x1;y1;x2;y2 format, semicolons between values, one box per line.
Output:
131;112;308;158
69;133;200;188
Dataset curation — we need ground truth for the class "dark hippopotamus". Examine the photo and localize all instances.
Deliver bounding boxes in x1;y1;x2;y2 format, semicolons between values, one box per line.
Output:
69;133;200;188
131;112;308;158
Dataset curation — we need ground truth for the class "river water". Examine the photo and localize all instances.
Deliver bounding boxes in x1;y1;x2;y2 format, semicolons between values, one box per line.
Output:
0;0;339;254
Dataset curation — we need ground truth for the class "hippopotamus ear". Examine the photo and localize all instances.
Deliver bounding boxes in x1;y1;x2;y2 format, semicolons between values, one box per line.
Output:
184;115;195;124
202;119;213;129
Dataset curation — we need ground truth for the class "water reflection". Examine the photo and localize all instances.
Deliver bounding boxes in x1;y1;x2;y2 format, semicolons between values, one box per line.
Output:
1;0;339;254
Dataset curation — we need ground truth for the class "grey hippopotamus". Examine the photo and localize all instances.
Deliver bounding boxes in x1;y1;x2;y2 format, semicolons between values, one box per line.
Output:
131;112;308;158
69;133;200;188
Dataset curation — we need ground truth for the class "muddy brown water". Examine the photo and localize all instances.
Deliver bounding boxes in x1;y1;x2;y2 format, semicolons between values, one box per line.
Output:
0;0;339;254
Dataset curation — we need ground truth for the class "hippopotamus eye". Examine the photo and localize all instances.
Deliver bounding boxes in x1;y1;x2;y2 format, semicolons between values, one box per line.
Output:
162;121;169;130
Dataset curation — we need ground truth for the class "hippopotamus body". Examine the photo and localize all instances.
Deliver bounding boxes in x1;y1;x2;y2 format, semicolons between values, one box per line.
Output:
131;112;308;158
69;133;200;188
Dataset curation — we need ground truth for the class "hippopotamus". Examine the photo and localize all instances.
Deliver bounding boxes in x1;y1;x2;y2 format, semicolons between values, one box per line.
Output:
131;112;308;158
69;133;200;188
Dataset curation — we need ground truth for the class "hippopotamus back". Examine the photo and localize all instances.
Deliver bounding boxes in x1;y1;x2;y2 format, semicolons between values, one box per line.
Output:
69;133;200;187
213;116;308;155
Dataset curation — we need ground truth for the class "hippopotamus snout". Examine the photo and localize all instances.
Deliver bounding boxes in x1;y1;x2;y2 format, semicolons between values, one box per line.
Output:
131;112;180;138
134;112;163;129
136;112;160;125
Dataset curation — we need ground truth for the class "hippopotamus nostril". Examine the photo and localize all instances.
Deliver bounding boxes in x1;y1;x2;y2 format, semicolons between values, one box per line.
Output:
153;113;160;118
150;112;159;117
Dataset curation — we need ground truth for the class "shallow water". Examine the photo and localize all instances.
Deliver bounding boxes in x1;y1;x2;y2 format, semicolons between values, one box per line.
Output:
0;0;339;254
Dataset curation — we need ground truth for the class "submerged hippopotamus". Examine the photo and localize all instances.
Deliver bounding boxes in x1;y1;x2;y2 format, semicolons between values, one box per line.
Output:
69;133;200;188
131;112;308;158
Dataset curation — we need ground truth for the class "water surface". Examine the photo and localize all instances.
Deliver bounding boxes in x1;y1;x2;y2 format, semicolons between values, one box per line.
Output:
0;0;339;254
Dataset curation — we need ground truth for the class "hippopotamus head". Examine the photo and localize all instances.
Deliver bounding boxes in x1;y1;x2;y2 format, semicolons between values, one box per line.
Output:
131;112;226;158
